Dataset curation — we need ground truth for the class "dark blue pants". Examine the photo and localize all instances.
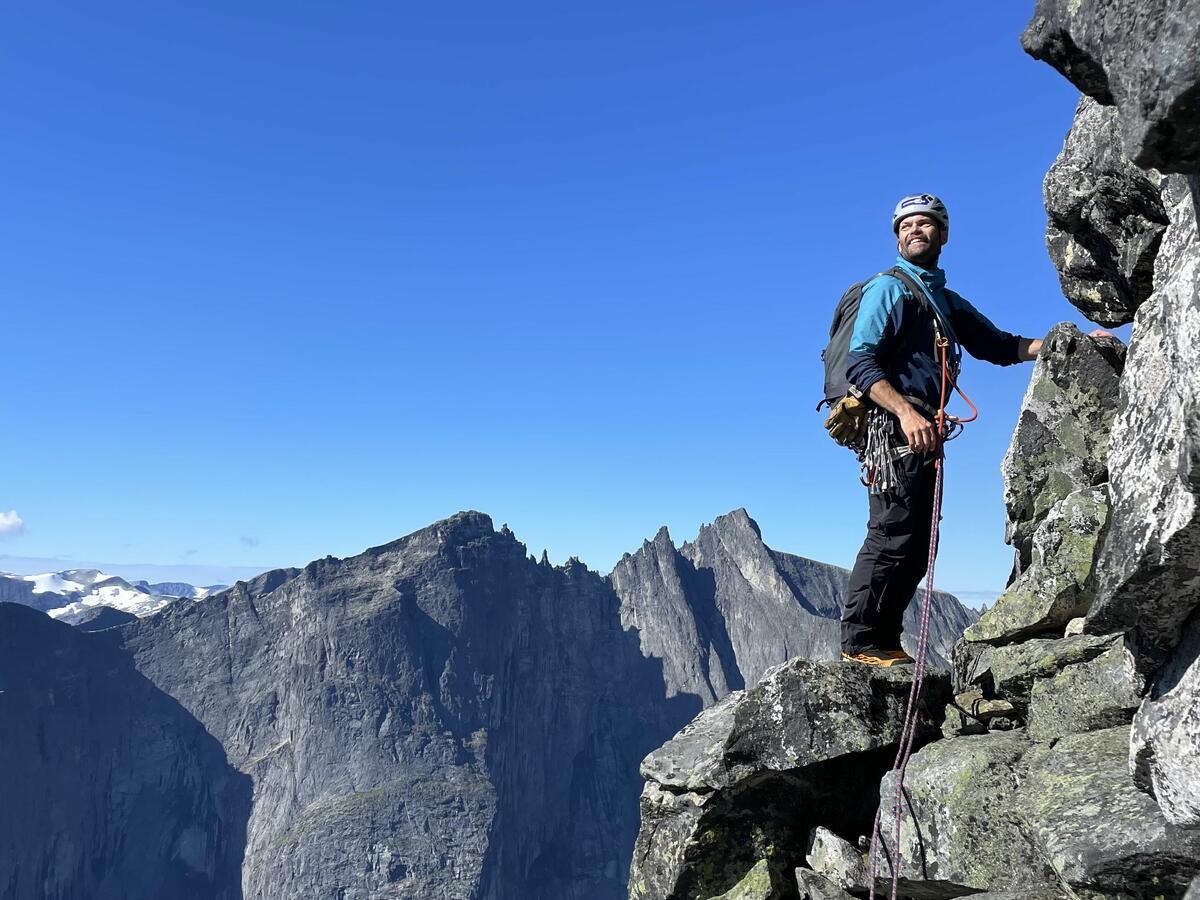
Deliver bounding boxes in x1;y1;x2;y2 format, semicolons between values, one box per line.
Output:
841;452;937;654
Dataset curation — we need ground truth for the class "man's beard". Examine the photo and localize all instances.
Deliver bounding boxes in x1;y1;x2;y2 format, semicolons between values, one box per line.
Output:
901;240;940;268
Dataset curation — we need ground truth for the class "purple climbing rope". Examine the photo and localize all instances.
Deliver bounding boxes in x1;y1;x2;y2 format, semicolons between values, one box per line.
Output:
867;450;945;900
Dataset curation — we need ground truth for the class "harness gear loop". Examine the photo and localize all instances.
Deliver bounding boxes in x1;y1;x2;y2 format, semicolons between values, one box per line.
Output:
866;326;972;900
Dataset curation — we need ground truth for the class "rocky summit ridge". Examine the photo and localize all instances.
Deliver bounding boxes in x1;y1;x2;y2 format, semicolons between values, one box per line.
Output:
0;507;971;900
627;3;1200;898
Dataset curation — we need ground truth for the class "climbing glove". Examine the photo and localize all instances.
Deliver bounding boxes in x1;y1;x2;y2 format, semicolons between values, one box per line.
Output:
824;394;870;448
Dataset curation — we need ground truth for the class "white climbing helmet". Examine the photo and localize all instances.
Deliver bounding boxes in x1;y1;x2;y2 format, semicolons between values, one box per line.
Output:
892;194;949;233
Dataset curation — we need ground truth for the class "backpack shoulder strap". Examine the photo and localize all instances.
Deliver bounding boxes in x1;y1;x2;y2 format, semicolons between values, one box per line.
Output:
885;266;950;340
885;267;929;310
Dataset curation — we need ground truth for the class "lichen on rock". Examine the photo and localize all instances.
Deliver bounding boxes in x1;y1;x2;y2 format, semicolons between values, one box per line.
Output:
1001;323;1123;572
968;487;1110;645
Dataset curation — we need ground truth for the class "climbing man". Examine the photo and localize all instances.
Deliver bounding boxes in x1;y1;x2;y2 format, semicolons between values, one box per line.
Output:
839;193;1060;667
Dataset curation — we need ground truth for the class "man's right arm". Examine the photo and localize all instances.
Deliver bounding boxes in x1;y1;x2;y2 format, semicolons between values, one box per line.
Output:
866;379;938;454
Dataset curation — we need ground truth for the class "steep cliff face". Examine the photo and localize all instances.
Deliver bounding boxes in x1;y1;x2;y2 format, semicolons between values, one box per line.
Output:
1028;0;1200;832
115;513;699;900
0;604;250;900
612;509;974;691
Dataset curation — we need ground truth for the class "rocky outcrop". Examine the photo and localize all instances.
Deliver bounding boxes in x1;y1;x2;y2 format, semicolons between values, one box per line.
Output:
969;486;1109;643
1000;323;1123;571
72;604;138;631
1131;609;1200;826
1024;638;1142;742
0;603;251;900
1022;0;1200;173
628;660;949;900
1033;10;1200;830
876;731;1055;892
955;631;1122;715
1087;172;1200;672
879;726;1200;896
1043;98;1169;326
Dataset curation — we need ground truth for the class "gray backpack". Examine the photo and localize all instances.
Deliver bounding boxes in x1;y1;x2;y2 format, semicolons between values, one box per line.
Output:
818;266;932;411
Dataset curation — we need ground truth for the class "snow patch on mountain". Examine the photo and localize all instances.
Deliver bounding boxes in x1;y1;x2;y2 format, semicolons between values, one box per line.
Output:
0;569;226;624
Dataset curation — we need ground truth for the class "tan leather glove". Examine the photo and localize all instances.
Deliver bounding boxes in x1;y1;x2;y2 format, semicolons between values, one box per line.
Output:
824;395;869;448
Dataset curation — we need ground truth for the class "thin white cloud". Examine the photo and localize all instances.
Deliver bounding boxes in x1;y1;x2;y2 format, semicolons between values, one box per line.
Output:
240;536;261;548
0;510;25;539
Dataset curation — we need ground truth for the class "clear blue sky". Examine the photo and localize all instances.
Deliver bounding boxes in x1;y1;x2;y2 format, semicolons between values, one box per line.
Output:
1;2;1099;597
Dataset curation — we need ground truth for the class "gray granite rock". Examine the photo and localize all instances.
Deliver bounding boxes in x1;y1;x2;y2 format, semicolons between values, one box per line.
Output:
1001;324;1123;571
954;631;1121;716
1043;98;1169;326
1022;0;1200;173
1088;175;1200;672
876;731;1056;892
1131;609;1200;826
1016;726;1200;896
877;725;1200;897
72;604;139;631
1186;875;1200;900
794;868;856;900
968;487;1110;644
640;658;948;794
805;826;867;891
951;892;1070;900
629;659;949;900
1026;639;1142;742
709;859;789;900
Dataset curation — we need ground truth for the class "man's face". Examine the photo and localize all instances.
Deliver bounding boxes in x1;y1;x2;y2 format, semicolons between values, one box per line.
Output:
896;214;947;266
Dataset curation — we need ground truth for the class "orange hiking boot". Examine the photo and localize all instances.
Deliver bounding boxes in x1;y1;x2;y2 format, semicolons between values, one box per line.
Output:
880;648;916;664
841;649;908;667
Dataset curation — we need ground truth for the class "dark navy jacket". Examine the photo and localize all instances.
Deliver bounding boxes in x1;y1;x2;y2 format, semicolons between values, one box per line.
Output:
846;256;1022;411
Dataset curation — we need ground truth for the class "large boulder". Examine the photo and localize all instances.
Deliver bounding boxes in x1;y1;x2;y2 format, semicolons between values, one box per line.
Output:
628;659;950;900
794;869;856;900
1043;97;1169;326
1001;323;1123;571
1087;174;1200;672
880;725;1200;897
1025;638;1142;742
1131;609;1200;826
966;487;1110;644
1022;0;1200;173
876;731;1056;892
1015;726;1200;896
954;631;1124;717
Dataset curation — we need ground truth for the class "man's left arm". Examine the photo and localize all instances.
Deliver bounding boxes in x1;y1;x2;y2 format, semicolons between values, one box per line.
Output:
1018;331;1113;361
1018;337;1042;361
947;292;1113;365
946;291;1024;366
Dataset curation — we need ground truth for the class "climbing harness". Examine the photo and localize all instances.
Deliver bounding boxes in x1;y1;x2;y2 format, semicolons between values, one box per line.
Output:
866;335;976;900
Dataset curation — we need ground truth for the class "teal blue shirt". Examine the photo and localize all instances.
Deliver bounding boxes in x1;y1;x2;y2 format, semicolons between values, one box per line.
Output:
846;257;1021;410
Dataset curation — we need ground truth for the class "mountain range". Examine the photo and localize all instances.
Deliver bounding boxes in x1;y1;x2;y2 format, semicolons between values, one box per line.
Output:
0;507;973;900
